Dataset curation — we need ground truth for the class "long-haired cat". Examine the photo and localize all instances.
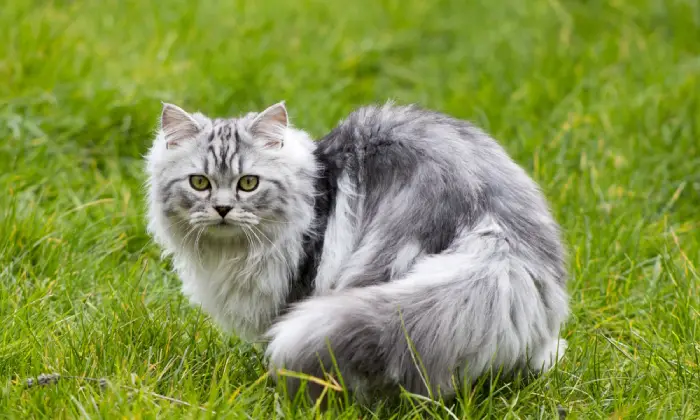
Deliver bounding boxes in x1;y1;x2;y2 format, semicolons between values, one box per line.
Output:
145;101;569;401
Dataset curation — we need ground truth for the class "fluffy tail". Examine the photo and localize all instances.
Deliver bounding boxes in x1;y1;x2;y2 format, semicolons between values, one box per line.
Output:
265;219;568;400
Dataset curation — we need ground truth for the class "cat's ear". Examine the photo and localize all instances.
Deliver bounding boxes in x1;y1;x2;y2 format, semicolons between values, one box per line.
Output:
250;101;288;148
160;102;201;148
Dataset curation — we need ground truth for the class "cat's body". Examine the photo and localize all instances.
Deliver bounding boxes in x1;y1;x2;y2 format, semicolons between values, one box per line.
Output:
145;102;569;400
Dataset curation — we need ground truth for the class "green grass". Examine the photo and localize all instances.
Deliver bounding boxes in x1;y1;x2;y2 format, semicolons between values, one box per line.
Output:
1;0;699;417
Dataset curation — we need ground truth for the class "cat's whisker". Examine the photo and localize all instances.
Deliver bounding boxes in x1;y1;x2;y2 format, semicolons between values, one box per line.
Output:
164;217;190;232
239;225;255;250
179;225;200;251
193;227;206;268
251;225;292;274
243;225;264;257
240;226;255;251
255;217;294;225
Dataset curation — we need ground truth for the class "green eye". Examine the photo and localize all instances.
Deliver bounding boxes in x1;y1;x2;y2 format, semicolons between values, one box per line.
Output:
237;175;259;192
189;175;211;191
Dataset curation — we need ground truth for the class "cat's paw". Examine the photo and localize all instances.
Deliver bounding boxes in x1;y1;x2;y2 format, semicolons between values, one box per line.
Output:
529;338;567;373
265;299;337;374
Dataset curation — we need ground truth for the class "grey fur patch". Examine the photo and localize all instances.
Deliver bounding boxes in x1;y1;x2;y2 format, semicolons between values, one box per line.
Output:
265;103;569;401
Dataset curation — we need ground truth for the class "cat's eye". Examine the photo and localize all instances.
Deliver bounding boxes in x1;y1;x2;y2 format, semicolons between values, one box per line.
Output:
189;175;211;191
237;175;259;192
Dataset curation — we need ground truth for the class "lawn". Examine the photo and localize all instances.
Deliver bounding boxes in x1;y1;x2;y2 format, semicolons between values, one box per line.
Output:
1;0;699;418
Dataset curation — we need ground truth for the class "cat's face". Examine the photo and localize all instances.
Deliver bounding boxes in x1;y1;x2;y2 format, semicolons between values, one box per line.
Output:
147;102;315;242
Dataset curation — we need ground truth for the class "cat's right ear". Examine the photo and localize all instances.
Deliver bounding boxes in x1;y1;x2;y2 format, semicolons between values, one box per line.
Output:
160;102;201;149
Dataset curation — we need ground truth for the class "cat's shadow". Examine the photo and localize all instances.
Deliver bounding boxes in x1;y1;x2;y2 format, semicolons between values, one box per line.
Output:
244;337;558;417
271;368;544;417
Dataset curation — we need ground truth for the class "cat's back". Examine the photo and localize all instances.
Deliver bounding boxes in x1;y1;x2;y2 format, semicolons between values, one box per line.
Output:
316;103;482;157
314;102;526;194
316;103;523;172
313;103;566;282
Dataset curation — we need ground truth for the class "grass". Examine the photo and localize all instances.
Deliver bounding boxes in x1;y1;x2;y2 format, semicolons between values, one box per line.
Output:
1;0;699;417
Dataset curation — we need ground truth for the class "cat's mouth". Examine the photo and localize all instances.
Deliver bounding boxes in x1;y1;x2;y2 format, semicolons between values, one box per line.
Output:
200;222;241;239
190;216;260;238
210;220;237;229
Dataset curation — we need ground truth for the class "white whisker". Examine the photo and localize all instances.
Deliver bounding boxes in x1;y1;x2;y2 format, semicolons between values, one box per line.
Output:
179;225;199;250
255;216;294;225
252;225;292;274
243;225;264;258
193;227;206;268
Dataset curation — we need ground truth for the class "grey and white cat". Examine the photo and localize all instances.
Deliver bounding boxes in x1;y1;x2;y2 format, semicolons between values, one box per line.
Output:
145;101;569;401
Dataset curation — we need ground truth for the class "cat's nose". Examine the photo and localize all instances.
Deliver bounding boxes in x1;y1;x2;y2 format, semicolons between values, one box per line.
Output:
213;206;233;218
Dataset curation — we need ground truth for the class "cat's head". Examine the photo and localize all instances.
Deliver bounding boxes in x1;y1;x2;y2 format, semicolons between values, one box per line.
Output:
145;101;316;244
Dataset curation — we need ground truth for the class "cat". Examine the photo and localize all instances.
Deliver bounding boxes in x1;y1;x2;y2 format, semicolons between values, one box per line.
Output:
144;100;569;402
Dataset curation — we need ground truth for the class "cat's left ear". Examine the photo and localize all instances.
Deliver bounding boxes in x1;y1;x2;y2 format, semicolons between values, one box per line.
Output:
250;101;288;149
160;102;202;149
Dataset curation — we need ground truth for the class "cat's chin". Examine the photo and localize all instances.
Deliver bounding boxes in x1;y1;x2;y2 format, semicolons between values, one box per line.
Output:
200;223;248;241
